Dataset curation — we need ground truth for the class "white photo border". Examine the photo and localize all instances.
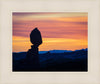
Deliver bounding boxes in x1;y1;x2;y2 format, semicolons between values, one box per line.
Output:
0;0;100;84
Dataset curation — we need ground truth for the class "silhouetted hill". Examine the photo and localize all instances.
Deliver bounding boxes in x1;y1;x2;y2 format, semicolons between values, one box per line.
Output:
13;48;88;71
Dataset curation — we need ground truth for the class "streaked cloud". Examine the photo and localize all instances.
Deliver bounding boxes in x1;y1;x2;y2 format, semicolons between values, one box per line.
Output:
13;12;88;52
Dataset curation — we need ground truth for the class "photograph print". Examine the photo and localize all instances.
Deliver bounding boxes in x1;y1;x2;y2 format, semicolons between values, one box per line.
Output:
13;12;88;71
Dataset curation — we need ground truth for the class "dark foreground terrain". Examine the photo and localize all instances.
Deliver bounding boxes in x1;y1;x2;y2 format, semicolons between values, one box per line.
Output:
13;49;88;71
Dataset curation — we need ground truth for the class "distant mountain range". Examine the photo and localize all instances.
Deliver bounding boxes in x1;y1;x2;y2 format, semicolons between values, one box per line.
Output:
13;48;88;54
37;48;87;54
39;50;72;54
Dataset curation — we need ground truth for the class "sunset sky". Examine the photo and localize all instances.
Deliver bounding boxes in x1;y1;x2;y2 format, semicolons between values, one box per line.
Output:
13;12;88;52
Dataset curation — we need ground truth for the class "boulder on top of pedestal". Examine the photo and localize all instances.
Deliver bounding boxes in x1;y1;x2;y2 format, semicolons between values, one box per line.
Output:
30;28;42;45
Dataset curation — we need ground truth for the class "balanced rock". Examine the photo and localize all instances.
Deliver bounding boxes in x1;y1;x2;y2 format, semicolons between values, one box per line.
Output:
30;28;42;45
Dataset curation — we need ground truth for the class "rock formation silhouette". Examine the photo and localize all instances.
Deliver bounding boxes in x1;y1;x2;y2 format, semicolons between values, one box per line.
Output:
26;28;42;69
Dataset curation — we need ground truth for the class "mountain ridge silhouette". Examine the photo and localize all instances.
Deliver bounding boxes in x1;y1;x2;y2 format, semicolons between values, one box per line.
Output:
13;48;88;54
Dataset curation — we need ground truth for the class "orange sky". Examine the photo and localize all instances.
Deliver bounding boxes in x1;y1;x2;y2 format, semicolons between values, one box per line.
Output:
13;12;88;52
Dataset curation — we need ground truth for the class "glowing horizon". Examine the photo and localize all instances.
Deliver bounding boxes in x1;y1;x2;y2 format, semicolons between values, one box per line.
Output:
13;12;88;52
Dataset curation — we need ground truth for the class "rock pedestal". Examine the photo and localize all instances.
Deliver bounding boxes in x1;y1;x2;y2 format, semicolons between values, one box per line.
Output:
26;28;42;69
